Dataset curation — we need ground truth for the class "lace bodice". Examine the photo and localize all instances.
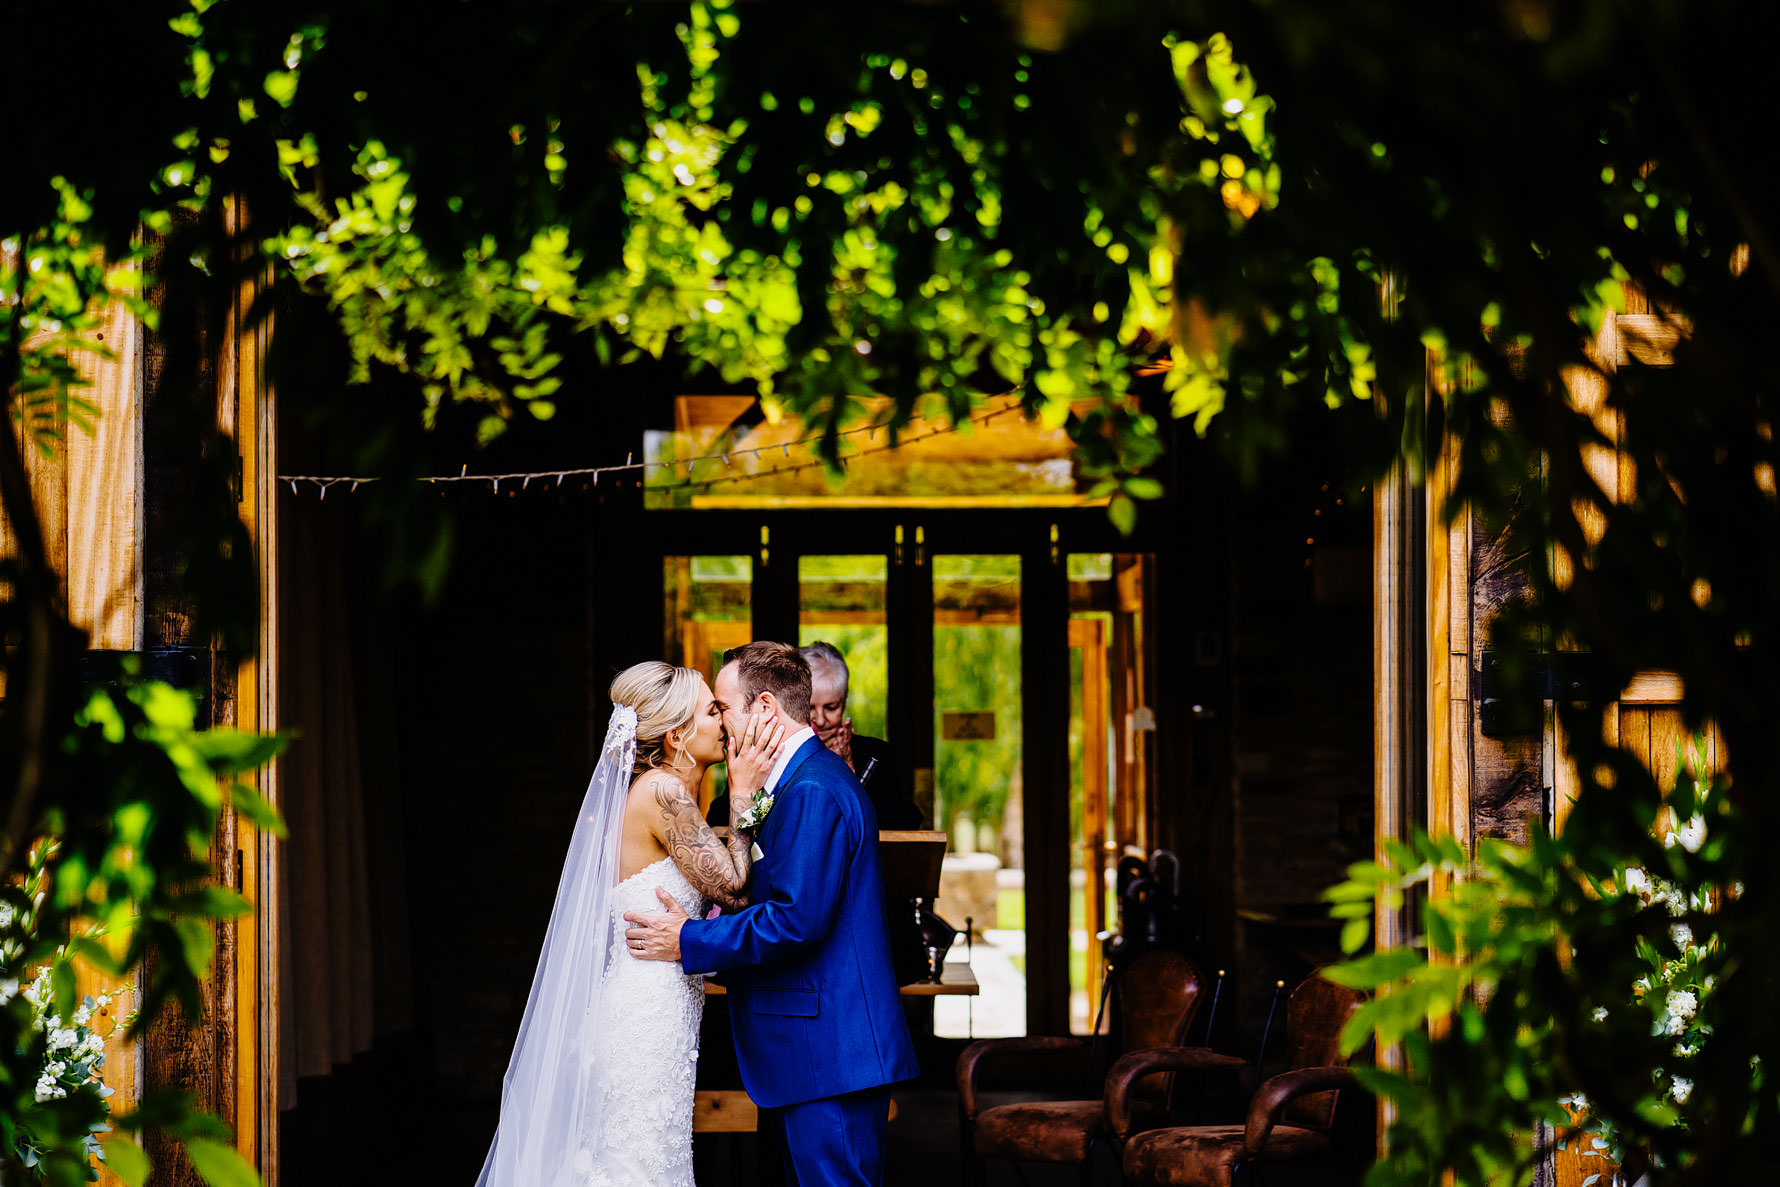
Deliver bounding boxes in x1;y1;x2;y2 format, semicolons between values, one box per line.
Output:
574;857;708;1187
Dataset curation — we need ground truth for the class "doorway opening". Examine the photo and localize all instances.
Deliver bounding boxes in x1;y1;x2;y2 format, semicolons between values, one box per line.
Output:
652;518;1160;1041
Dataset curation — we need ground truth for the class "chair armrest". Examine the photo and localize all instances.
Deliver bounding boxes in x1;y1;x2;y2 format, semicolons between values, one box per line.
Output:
1103;1047;1248;1137
955;1036;1087;1119
1243;1066;1360;1156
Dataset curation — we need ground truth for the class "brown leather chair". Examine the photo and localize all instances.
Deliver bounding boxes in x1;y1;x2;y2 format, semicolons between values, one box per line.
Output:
1110;974;1367;1186
955;951;1242;1185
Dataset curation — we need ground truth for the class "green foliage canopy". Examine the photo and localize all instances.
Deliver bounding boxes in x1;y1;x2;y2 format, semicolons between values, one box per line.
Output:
6;0;1779;1182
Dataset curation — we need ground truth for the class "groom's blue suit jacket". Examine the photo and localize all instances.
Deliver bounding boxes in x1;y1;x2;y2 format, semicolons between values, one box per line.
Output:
680;736;919;1109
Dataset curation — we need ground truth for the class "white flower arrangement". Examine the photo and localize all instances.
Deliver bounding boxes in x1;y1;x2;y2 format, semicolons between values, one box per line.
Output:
1567;767;1723;1179
14;965;125;1108
4;859;129;1176
736;788;776;832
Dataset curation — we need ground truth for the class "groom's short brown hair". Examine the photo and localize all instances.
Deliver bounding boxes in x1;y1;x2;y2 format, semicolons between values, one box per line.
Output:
722;641;812;724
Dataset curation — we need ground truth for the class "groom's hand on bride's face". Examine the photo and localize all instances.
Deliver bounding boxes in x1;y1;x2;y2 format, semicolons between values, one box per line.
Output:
623;886;691;962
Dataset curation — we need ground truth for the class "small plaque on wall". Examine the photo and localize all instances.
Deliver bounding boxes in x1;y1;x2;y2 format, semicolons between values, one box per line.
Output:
941;712;996;741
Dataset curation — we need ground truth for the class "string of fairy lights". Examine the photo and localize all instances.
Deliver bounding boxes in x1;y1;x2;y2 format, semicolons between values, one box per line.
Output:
277;390;1029;498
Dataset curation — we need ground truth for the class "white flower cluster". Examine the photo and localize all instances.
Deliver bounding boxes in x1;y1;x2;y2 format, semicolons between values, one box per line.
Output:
1660;989;1699;1037
36;1061;70;1103
1664;812;1707;854
9;964;125;1104
1620;864;1703;921
1575;778;1724;1141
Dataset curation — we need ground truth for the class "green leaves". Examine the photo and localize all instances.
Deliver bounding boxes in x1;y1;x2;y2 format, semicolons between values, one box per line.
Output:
1329;763;1738;1185
97;1137;150;1187
184;1139;260;1187
229;784;287;838
1;663;288;1180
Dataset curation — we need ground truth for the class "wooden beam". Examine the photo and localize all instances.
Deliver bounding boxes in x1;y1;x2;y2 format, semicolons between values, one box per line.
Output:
1620;671;1685;704
227;193;279;1181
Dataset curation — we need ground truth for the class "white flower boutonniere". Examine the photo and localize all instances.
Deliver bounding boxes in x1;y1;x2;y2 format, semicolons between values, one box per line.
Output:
737;789;775;860
737;789;775;831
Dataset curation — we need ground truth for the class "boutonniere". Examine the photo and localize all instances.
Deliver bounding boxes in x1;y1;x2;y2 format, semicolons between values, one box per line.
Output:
738;789;775;860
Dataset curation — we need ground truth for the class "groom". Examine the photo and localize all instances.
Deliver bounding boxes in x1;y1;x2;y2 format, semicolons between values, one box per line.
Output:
625;641;919;1185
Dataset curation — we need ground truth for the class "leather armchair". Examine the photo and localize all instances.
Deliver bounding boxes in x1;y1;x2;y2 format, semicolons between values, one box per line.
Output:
1118;1067;1359;1185
955;950;1225;1185
1103;1047;1252;1141
1116;974;1367;1187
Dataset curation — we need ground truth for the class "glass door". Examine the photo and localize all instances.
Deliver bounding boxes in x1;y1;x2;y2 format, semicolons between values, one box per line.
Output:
797;554;891;748
654;523;1149;1041
662;554;753;810
930;554;1025;1038
1068;553;1156;1032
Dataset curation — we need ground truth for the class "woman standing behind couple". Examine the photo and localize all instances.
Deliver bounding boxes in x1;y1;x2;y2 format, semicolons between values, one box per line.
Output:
478;642;917;1187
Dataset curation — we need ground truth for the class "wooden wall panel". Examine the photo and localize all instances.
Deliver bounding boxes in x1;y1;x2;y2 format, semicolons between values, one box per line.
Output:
69;300;148;1187
2;296;147;1187
65;300;145;650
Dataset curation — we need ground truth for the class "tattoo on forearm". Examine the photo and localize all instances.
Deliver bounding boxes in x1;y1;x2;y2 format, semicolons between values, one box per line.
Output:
650;774;751;910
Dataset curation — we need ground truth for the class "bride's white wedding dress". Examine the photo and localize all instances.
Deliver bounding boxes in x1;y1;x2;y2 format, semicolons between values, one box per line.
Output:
477;705;714;1187
576;857;709;1187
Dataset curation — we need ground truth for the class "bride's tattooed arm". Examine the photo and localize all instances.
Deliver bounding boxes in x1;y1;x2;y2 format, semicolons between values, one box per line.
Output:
649;773;752;911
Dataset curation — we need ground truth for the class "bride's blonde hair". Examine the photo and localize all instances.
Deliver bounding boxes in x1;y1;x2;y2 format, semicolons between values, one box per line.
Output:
609;661;705;778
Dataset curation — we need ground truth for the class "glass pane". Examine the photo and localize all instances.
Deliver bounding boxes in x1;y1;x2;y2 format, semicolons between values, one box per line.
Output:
644;394;1113;510
933;554;1023;1038
663;555;753;809
1068;555;1152;1034
797;555;889;743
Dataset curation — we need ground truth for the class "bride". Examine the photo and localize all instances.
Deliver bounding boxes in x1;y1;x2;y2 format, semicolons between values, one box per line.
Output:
475;661;786;1186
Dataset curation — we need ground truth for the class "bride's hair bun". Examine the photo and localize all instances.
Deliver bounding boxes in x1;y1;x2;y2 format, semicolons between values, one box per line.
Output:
609;661;705;777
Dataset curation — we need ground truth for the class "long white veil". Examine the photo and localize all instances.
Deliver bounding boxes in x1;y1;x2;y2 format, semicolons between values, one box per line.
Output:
474;703;637;1186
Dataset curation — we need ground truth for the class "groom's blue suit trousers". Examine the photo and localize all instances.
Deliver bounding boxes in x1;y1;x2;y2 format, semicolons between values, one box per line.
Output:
766;1086;891;1186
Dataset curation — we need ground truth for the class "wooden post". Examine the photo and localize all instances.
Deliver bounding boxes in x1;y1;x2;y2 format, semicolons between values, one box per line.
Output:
224;193;279;1181
139;213;239;1187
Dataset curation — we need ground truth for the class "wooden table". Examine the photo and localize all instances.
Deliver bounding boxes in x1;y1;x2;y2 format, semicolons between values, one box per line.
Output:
702;963;978;995
695;964;979;1132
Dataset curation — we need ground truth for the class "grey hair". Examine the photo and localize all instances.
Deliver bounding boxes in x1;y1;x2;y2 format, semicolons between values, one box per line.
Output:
799;641;850;697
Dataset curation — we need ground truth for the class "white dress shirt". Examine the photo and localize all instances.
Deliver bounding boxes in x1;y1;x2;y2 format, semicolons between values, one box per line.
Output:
763;725;816;793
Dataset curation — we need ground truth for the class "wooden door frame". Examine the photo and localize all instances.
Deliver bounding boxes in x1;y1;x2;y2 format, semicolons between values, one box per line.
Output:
644;507;1156;1037
235;229;280;1182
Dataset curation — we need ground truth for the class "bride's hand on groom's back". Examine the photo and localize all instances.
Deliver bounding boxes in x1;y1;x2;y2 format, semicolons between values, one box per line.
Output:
726;710;787;816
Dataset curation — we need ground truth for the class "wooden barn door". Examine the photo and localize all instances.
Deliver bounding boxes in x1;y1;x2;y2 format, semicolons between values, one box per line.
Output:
0;207;278;1183
137;201;279;1184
